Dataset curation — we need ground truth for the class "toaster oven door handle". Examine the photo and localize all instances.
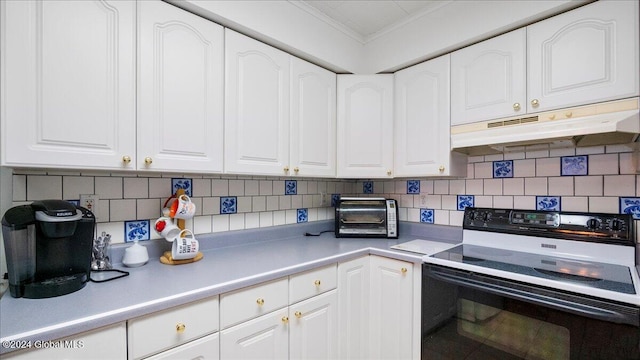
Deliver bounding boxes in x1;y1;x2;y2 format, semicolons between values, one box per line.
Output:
340;219;385;224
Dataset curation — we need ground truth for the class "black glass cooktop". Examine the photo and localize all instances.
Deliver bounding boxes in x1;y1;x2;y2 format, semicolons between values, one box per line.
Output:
430;244;636;294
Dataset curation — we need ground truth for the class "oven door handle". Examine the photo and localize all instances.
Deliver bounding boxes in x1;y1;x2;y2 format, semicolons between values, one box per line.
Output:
427;266;639;327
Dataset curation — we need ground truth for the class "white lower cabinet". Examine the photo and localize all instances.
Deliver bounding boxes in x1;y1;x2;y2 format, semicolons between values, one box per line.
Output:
128;297;219;360
144;333;219;360
338;255;418;360
289;290;338;360
2;322;127;360
220;308;290;359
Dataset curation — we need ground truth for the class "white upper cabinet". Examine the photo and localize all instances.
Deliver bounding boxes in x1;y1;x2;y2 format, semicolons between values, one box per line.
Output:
225;29;291;176
451;29;526;126
527;0;639;113
290;57;337;178
137;0;224;173
337;75;394;179
395;55;466;177
1;0;136;169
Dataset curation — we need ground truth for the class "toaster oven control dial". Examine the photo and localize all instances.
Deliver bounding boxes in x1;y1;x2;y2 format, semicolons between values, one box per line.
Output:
606;218;625;232
586;218;602;230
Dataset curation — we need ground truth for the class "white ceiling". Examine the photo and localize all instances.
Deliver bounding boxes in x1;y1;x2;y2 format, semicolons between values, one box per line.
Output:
297;0;447;43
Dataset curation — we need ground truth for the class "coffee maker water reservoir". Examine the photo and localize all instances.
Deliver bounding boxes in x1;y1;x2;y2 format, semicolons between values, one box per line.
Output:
2;200;95;298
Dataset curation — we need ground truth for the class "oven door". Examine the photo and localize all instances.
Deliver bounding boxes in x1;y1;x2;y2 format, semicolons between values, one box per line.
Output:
422;264;640;360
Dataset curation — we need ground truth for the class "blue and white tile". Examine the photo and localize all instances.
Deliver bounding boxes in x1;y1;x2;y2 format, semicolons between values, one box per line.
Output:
125;220;150;242
220;196;237;214
493;160;513;178
407;180;420;194
536;196;561;211
561;155;588;176
363;181;373;194
67;199;80;206
285;180;297;195
457;195;475;211
172;178;192;196
331;194;340;207
620;197;640;219
420;209;434;224
297;208;308;223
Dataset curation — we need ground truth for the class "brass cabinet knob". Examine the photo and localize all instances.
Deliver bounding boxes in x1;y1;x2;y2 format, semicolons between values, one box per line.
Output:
565;112;573;118
281;316;289;324
294;167;299;174
144;157;153;165
531;99;539;108
513;103;521;111
122;156;131;164
256;298;265;306
314;280;321;287
401;267;408;274
294;311;302;318
176;323;186;333
386;170;392;176
438;165;445;172
284;166;290;173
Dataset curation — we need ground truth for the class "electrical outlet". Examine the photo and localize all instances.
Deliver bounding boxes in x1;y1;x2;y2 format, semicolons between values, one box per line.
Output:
419;195;427;207
320;192;329;207
80;194;99;218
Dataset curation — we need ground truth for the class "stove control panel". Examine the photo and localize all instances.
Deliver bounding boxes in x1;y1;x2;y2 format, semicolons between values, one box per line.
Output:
463;207;634;246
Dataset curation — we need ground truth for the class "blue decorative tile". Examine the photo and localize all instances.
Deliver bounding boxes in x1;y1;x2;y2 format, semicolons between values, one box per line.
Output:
220;196;237;214
125;220;150;242
172;178;192;196
363;181;373;194
407;180;420;194
331;194;340;207
620;197;640;219
536;196;561;211
457;195;475;211
285;180;297;195
420;209;434;224
493;160;513;178
297;208;308;223
561;155;588;176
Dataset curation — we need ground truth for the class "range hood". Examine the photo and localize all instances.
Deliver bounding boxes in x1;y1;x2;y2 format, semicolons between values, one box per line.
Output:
451;98;640;156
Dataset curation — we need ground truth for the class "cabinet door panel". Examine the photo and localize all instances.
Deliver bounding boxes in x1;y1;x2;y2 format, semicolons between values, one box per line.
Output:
290;58;336;177
290;290;338;360
2;0;135;169
451;28;526;125
337;75;394;178
137;0;224;172
220;310;289;360
144;333;219;360
337;256;370;360
395;55;461;177
225;29;290;176
527;0;639;112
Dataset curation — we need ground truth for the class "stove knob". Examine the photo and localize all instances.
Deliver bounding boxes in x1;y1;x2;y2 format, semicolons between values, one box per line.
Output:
587;218;601;230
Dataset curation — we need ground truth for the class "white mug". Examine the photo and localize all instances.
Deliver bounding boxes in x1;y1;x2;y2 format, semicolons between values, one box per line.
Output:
154;217;181;242
171;229;199;260
170;194;196;219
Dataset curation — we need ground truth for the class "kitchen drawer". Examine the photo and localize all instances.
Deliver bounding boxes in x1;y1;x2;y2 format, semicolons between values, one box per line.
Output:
289;264;337;304
220;277;288;329
144;332;219;360
128;296;219;360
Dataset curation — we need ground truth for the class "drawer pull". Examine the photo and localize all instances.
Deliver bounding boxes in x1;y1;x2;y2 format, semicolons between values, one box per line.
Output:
256;298;265;306
176;323;186;333
282;316;289;324
401;267;408;274
314;280;321;287
295;311;302;319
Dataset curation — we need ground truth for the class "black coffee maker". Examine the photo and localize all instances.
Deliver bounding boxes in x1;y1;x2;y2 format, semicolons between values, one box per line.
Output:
2;200;95;298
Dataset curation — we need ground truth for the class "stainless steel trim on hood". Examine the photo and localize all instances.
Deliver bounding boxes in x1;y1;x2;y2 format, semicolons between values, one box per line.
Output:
451;98;640;156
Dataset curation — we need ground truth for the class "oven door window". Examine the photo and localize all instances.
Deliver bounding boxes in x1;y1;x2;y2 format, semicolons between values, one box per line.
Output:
423;271;640;359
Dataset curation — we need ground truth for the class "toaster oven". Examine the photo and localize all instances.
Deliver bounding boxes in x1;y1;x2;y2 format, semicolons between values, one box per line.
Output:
335;197;398;238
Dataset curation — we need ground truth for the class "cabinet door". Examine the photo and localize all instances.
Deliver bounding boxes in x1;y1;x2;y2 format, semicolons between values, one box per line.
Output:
337;75;394;178
225;29;290;176
1;0;136;169
137;0;224;173
395;54;465;177
451;28;526;125
337;256;370;360
369;256;413;360
290;57;337;178
290;290;338;360
220;309;289;360
2;323;127;360
527;0;639;113
144;333;219;360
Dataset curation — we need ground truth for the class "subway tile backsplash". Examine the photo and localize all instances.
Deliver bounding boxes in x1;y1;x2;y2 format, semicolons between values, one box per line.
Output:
9;145;640;244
